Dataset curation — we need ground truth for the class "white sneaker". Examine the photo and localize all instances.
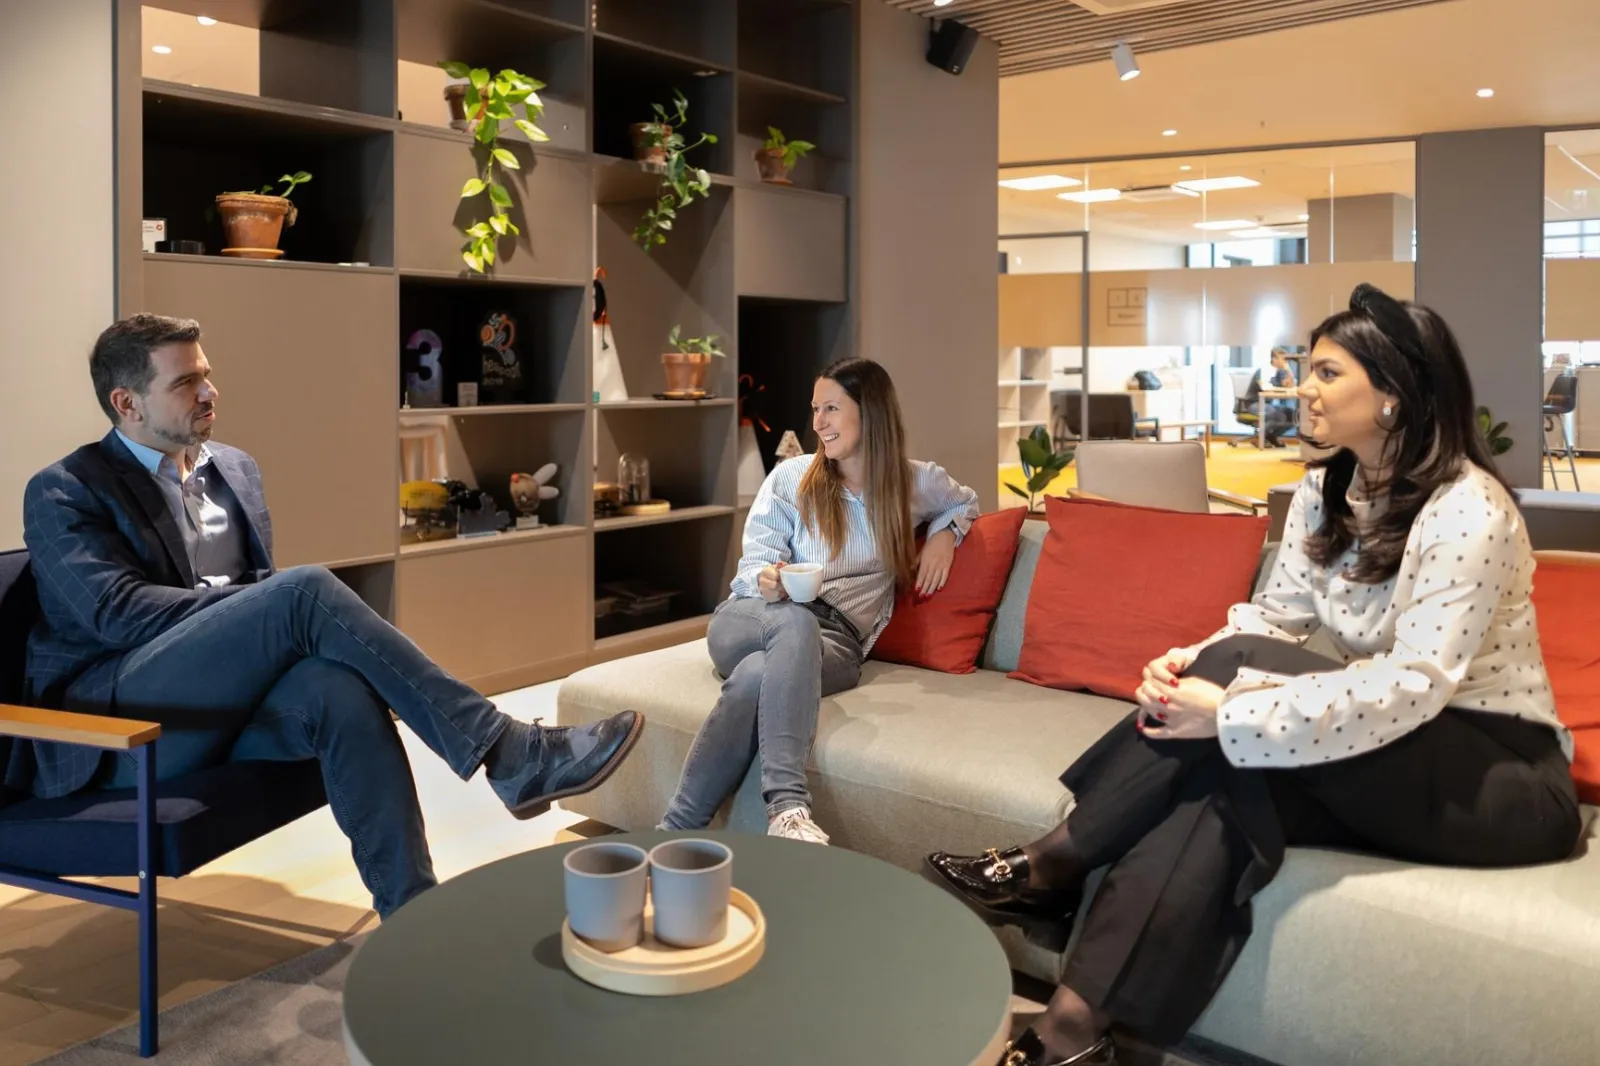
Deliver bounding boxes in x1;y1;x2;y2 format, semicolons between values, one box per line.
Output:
767;807;830;845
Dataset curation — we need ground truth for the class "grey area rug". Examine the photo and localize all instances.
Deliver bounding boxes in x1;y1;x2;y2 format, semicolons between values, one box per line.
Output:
38;934;366;1066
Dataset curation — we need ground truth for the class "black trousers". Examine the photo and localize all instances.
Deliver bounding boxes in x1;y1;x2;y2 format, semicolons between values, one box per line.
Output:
1056;635;1581;1044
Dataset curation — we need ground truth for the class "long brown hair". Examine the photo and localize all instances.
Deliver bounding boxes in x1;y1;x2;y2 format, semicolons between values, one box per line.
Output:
1303;283;1514;583
797;358;917;588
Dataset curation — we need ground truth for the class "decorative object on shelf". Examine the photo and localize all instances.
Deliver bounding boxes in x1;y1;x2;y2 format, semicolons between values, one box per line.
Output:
593;266;629;402
399;480;456;545
442;79;471;130
593;481;623;520
141;217;167;253
632;90;718;253
400;420;449;483
437;61;548;274
402;328;446;408
1006;425;1075;513
617;453;652;505
439;478;513;538
630;120;669;166
774;429;805;462
478;310;525;404
737;374;770;501
457;382;480;407
599;580;680;618
755;127;815;186
619;500;672;517
216;171;311;259
154;239;205;255
1477;405;1513;455
511;463;560;530
661;326;724;397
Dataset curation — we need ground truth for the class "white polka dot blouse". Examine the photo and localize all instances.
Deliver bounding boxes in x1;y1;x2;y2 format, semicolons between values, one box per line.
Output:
1188;464;1573;769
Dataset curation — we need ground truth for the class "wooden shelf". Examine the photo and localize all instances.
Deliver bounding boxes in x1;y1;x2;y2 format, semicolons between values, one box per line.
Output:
736;69;846;107
597;398;736;410
999;379;1050;387
143;79;394;136
399;524;586;558
998;420;1048;429
143;253;394;275
595;504;736;532
592;31;732;75
396;0;585;70
400;403;589;417
399;267;587;289
594;613;715;655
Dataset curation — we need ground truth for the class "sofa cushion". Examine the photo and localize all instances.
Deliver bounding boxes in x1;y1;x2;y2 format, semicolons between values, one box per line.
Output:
557;639;1131;870
872;508;1028;674
1530;555;1600;803
1010;496;1269;701
979;518;1049;674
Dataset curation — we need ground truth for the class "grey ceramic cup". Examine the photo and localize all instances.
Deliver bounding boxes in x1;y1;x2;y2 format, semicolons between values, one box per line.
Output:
647;839;734;948
563;842;649;952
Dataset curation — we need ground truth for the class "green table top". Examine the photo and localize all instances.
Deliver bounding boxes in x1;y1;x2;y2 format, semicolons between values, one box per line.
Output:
342;831;1013;1066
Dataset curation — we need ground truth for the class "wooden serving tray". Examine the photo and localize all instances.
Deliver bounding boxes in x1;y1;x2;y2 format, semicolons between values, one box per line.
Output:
561;888;765;997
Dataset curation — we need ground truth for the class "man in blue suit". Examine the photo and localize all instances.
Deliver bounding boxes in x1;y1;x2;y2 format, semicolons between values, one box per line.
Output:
20;313;642;918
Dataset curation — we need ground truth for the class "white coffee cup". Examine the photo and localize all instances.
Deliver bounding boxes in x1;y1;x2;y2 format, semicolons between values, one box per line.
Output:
778;563;824;603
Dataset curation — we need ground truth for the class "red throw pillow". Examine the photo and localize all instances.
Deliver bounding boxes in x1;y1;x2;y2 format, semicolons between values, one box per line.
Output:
871;508;1030;674
1530;557;1600;804
1010;495;1268;701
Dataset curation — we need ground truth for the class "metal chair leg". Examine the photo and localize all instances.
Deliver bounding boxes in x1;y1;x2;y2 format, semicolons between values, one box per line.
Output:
136;745;158;1058
1561;418;1581;490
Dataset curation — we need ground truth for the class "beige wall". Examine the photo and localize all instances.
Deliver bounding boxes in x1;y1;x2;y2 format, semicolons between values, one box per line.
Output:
0;1;118;550
857;2;999;509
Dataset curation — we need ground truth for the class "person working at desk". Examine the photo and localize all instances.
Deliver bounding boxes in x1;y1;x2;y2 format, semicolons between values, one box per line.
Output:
1261;347;1299;447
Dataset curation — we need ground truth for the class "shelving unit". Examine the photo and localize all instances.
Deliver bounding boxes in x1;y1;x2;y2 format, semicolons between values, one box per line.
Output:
129;0;856;694
998;346;1052;468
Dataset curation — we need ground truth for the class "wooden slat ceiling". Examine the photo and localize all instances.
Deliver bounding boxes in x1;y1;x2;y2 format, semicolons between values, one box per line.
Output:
885;0;1462;78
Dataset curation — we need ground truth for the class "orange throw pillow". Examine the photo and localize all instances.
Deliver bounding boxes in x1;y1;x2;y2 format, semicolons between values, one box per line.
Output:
872;508;1029;674
1010;495;1268;701
1530;557;1600;804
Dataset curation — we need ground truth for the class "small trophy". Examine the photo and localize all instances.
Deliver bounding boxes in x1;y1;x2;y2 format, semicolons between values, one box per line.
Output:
510;464;560;531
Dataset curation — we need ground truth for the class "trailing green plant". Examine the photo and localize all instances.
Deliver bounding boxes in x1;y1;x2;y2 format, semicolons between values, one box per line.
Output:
1005;425;1074;512
438;61;548;274
1477;405;1513;456
762;127;814;170
667;325;725;358
228;171;312;197
633;90;718;253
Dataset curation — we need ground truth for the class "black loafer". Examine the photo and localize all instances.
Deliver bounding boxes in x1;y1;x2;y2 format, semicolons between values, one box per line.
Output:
1000;1029;1116;1066
924;847;1080;952
490;710;644;820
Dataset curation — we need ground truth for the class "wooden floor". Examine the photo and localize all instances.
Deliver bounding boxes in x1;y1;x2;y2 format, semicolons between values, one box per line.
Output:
0;682;582;1066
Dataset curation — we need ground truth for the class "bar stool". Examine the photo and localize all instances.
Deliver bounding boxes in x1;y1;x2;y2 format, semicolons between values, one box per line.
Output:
1543;373;1581;490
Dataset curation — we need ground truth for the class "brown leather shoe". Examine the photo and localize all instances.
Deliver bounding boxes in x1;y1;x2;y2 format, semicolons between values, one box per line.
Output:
999;1028;1116;1066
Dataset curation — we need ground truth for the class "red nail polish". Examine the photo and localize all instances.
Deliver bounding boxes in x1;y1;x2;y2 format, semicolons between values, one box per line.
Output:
1167;663;1179;672
1159;696;1170;705
1155;711;1167;721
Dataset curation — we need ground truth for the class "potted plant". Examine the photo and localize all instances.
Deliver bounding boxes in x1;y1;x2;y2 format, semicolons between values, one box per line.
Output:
755;127;815;185
1477;405;1513;455
1006;426;1074;513
633;90;718;253
662;326;725;395
215;171;311;259
437;61;548;274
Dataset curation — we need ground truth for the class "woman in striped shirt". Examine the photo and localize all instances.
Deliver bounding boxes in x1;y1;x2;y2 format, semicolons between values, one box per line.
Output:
659;357;979;843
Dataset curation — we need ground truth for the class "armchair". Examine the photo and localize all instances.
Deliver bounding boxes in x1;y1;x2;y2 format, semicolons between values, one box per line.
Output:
1069;440;1266;515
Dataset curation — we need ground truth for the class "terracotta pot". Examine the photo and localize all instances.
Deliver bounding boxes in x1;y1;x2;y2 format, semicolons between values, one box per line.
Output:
444;83;470;131
754;147;792;185
631;122;670;165
662;351;712;393
215;193;295;252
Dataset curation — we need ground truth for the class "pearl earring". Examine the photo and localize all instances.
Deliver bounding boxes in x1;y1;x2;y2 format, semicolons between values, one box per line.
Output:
1382;403;1393;418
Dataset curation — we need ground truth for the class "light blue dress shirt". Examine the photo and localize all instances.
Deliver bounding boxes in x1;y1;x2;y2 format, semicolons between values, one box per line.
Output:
115;430;250;588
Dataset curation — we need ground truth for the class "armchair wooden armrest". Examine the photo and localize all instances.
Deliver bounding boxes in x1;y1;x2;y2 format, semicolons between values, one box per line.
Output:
0;704;160;750
1207;488;1269;515
1066;488;1112;502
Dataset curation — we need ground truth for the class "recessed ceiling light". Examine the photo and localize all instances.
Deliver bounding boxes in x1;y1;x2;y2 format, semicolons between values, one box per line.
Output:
1179;165;1192;172
1058;189;1122;204
1477;88;1495;98
1193;219;1256;231
151;44;172;54
196;15;218;25
1174;176;1261;192
934;0;954;6
998;174;1083;191
1162;129;1178;137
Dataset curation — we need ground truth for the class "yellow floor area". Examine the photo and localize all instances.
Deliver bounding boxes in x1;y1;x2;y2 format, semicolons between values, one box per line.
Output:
1000;443;1600;505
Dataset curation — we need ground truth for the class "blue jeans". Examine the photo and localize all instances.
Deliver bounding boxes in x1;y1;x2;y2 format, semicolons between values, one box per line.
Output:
99;566;510;917
660;596;863;829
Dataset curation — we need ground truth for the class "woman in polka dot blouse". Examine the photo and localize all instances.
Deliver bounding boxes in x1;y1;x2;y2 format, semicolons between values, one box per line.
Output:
924;284;1582;1066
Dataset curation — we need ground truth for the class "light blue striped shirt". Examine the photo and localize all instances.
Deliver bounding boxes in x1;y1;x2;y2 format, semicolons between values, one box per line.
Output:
729;454;980;651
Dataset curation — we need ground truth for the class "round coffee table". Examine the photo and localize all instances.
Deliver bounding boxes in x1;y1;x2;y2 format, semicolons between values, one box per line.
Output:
343;831;1013;1066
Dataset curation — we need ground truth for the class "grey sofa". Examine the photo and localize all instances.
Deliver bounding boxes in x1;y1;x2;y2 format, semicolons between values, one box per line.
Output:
557;521;1600;1066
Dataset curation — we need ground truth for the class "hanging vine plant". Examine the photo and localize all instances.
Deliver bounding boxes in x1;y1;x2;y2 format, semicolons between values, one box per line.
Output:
438;61;548;274
633;90;717;253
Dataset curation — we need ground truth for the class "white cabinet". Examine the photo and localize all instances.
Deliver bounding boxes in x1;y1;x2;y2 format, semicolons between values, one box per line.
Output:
1576;369;1600;454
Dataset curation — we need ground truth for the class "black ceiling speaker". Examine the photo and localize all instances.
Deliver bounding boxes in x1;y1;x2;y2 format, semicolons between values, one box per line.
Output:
926;19;979;75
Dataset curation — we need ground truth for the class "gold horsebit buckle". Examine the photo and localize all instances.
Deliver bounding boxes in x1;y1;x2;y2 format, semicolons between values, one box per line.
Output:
985;847;1013;881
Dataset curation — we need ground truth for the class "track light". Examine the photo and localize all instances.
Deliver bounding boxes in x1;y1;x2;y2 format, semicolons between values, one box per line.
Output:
1112;41;1140;81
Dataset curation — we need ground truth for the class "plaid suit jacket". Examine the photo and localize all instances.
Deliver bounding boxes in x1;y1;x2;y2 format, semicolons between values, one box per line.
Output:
12;431;274;799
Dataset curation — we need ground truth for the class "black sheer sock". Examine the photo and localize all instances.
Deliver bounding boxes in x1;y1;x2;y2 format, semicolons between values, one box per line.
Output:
1021;821;1086;890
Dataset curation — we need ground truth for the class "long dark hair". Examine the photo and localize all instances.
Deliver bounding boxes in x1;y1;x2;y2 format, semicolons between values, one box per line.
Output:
1303;283;1513;583
797;358;917;589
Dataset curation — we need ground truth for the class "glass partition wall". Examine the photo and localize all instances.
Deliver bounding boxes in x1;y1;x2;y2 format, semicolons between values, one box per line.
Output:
998;141;1417;495
1542;129;1600;489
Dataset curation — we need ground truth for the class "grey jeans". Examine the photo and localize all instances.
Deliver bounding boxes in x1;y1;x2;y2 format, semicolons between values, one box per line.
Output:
660;596;863;828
